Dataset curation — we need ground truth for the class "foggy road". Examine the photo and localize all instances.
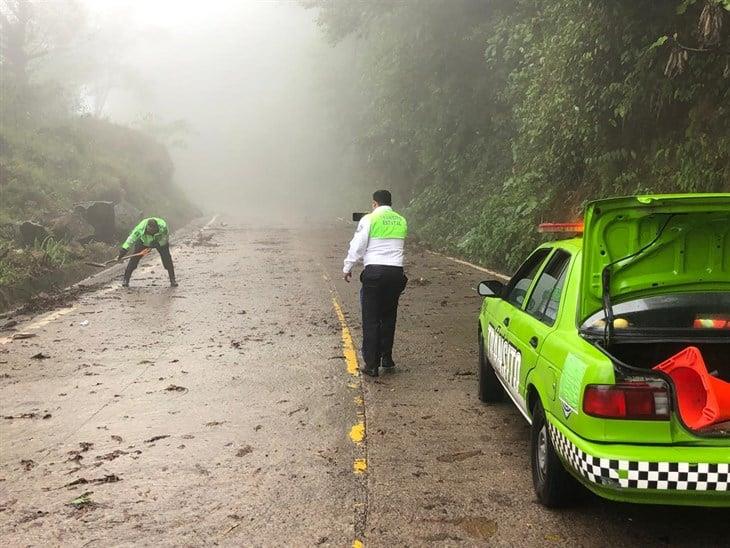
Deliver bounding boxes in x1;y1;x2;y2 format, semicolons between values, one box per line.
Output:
0;219;727;547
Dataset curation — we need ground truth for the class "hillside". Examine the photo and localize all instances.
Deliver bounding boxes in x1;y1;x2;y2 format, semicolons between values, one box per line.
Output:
0;116;197;308
310;0;730;271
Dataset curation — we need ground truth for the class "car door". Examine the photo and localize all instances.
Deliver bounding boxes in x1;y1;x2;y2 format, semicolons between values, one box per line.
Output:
486;247;551;413
508;249;572;402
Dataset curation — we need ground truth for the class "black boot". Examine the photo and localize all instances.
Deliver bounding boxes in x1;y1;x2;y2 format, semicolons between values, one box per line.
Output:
360;365;379;377
168;268;178;287
381;356;396;369
122;277;130;288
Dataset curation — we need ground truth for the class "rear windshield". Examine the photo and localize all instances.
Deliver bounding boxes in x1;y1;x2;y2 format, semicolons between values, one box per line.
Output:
581;292;730;334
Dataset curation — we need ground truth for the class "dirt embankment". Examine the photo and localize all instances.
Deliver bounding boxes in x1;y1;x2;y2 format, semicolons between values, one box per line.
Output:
0;117;199;312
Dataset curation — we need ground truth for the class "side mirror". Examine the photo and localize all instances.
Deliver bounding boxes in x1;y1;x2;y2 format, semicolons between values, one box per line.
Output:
478;280;504;298
352;212;366;222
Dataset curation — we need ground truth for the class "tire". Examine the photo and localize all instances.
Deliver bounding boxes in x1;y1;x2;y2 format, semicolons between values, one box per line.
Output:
530;399;579;508
478;329;504;403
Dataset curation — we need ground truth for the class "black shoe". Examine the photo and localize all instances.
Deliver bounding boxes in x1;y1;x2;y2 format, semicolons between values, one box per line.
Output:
122;280;129;288
360;366;379;377
170;279;178;287
381;356;396;369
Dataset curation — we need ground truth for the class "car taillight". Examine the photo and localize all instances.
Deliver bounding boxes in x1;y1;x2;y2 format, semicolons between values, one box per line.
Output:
583;383;670;420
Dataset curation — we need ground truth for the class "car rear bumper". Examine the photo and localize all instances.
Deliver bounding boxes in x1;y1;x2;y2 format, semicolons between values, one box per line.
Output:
546;413;730;507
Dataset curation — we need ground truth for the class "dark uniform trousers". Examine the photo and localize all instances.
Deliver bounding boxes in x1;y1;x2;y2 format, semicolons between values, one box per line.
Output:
124;241;175;282
360;264;408;369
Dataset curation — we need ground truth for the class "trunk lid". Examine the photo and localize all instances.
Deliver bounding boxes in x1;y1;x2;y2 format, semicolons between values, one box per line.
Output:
580;193;730;323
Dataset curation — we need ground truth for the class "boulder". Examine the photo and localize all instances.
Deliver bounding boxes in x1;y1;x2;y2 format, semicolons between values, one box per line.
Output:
74;201;116;243
18;221;49;247
51;213;95;243
114;200;143;235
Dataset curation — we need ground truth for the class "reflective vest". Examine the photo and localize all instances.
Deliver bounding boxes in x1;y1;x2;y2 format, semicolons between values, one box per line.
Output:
368;208;407;240
123;217;169;249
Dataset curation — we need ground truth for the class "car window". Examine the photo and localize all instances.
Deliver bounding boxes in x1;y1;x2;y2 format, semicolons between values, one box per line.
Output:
525;250;571;325
504;248;550;308
581;292;730;332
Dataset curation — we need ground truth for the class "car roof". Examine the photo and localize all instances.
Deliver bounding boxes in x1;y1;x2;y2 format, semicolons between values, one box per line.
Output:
538;236;583;253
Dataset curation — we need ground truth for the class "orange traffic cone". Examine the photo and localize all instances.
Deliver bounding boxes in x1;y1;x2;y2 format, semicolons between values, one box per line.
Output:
653;346;730;430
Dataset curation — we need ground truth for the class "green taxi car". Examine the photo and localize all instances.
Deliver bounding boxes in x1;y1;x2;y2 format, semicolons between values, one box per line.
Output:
476;194;730;507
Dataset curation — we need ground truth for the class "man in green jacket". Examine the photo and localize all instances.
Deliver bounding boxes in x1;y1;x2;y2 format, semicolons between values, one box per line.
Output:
117;217;177;287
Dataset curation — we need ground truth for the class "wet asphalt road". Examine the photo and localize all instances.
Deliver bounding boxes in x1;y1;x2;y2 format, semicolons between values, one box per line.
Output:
0;219;727;547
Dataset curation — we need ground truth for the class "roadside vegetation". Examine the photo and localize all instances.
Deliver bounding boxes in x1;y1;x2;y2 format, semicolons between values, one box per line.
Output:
0;1;196;308
309;0;730;271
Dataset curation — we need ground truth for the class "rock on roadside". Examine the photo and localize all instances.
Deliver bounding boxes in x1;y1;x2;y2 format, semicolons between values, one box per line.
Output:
51;213;95;244
18;222;49;247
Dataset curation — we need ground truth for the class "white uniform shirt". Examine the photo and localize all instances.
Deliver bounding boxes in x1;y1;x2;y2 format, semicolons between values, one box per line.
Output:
343;206;405;274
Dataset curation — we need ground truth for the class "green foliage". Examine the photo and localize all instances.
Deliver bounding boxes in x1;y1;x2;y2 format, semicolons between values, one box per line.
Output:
0;237;68;287
34;236;69;268
310;0;730;272
0;116;197;228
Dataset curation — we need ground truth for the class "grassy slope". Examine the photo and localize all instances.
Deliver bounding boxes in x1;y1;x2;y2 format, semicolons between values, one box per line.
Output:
0;116;198;304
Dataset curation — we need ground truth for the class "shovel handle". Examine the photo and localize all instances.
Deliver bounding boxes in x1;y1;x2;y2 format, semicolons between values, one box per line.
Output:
117;248;151;263
86;247;152;268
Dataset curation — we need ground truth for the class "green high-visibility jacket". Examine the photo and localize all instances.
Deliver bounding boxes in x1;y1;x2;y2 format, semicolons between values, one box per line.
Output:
122;217;169;250
368;207;408;239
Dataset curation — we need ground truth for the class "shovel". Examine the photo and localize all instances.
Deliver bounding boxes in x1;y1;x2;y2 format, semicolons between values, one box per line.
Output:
85;248;151;268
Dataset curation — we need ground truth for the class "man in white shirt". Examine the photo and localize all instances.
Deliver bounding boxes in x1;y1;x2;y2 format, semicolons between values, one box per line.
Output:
343;190;408;377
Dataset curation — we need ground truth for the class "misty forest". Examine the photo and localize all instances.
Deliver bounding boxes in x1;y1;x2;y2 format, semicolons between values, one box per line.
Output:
1;0;729;302
1;1;730;544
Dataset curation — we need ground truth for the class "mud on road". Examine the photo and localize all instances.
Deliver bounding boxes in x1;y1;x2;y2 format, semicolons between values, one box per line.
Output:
0;219;727;547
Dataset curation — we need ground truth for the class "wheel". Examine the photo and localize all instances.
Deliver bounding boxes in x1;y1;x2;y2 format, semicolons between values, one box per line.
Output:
478;329;504;403
530;399;579;507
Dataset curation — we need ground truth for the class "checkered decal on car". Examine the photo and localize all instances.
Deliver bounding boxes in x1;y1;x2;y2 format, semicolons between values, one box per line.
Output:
548;422;729;492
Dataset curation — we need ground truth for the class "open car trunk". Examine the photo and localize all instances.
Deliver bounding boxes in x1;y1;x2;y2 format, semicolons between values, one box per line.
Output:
606;341;730;383
599;339;730;437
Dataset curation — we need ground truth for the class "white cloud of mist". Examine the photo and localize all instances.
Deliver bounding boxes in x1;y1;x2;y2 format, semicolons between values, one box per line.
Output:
83;0;351;220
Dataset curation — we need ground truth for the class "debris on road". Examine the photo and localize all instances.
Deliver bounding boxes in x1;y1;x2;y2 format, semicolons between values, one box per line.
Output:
96;449;133;461
20;459;36;471
191;230;218;247
236;445;253;457
12;332;36;340
195;464;210;476
1;319;18;330
145;434;170;443
413;277;431;286
79;320;90;327
67;492;94;509
223;522;241;535
164;384;187;392
64;474;121;489
4;411;51;420
31;352;51;360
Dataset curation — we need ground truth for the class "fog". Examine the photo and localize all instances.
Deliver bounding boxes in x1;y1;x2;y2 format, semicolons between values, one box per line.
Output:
86;0;356;221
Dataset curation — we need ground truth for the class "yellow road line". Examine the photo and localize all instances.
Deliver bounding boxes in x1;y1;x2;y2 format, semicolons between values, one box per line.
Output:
329;287;369;546
332;297;360;377
349;421;365;444
353;459;367;474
